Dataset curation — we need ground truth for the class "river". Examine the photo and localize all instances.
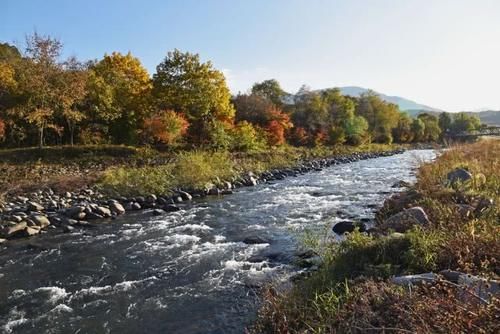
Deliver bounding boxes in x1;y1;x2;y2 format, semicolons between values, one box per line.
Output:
0;149;436;334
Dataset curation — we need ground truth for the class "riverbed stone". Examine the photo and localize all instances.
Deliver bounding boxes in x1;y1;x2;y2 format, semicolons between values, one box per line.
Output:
163;204;180;212
28;201;44;212
379;206;430;233
332;220;366;234
152;209;165;216
243;236;270;244
109;202;125;215
21;226;40;237
95;206;112;217
65;206;85;219
1;222;27;238
178;191;192;201
447;168;472;184
30;215;50;228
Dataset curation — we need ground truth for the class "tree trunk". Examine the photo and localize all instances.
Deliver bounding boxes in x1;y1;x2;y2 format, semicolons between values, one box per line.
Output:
38;127;44;149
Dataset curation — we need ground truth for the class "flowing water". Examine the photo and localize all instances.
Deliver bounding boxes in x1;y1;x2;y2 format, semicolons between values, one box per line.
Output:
0;150;435;334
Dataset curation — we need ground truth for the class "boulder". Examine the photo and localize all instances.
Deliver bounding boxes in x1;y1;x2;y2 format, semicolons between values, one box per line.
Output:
30;215;50;228
391;180;411;188
1;222;27;238
243;236;270;244
65;206;85;219
163;204;180;212
379;206;430;233
152;209;165;216
178;191;192;201
21;226;40;237
95;206;112;217
391;273;438;286
0;238;6;244
63;225;75;233
475;198;494;215
146;194;157;203
109;202;125;215
447;168;472;184
28;201;44;212
332;221;366;234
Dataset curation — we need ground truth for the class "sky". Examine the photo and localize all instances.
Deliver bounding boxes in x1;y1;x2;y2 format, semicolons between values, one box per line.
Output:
1;0;500;111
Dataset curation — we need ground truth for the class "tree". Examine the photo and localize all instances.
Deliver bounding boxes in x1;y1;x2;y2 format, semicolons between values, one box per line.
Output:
141;110;189;145
251;79;286;106
231;121;265;152
438;112;452;135
13;33;62;148
392;113;413;143
0;43;21;62
411;118;425;142
233;93;275;126
153;49;234;144
451;112;481;134
88;52;152;144
345;115;369;145
418;113;441;141
356;92;400;143
57;57;88;145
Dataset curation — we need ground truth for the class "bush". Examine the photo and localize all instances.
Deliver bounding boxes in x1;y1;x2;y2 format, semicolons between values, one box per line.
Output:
231;121;266;152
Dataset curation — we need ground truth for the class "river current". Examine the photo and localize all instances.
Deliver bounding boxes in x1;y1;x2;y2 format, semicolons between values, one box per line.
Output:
0;150;435;334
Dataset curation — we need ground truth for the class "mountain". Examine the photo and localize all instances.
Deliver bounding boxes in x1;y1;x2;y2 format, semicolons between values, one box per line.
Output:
338;86;442;112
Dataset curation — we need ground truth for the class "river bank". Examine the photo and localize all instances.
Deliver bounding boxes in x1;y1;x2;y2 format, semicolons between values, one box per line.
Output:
252;139;499;333
0;145;407;243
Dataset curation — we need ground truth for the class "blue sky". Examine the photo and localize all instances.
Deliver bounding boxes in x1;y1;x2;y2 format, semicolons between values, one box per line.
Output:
2;0;499;111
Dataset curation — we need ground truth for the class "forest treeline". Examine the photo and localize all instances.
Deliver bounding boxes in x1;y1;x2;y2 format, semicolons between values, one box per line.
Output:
0;33;483;150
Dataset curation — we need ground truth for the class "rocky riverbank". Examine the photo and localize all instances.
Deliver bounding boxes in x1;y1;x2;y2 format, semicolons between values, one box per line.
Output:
0;149;405;243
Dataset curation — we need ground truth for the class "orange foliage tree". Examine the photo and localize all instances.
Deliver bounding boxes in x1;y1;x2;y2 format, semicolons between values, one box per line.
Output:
141;110;189;145
265;107;293;146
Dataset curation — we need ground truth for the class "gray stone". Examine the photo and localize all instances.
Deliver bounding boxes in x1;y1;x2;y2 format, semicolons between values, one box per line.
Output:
243;236;270;244
391;273;438;286
109;202;125;215
379;206;430;233
146;194;157;203
163;204;180;212
28;201;44;212
152;209;165;216
95;206;112;217
65;206;85;219
178;191;192;201
447;168;472;184
30;215;50;228
1;222;27;238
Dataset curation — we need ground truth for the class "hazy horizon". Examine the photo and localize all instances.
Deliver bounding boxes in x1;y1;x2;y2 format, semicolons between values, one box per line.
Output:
2;0;499;112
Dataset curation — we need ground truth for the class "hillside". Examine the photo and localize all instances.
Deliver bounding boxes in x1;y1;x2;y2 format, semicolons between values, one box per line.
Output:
338;86;442;112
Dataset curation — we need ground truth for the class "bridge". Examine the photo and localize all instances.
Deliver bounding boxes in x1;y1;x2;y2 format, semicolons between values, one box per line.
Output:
447;126;500;139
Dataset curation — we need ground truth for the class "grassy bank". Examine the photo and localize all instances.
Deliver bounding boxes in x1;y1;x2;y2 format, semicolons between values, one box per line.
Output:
252;139;499;333
0;143;399;199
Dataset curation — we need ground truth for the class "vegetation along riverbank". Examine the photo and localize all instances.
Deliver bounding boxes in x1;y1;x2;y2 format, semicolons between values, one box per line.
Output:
251;139;499;333
0;143;406;242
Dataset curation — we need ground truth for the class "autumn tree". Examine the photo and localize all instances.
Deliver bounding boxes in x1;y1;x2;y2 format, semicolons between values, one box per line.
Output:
56;57;88;145
153;49;234;145
12;33;63;148
141;110;189;145
87;52;152;144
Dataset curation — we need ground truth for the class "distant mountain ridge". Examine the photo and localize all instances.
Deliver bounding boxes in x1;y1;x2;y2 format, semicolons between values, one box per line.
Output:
338;86;442;112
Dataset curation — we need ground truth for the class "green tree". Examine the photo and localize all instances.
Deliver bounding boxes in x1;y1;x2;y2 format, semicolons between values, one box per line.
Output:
392;113;413;143
411;118;425;142
418;113;441;142
345;115;369;145
251;79;287;106
153;49;234;144
438;112;452;135
451;112;481;134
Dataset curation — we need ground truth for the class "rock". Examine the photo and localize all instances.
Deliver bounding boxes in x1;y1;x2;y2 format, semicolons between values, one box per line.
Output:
65;206;85;219
152;209;165;216
246;176;258;186
10;215;23;223
208;188;220;196
95;206;112;217
163;204;180;212
62;225;75;233
455;204;475;218
21;226;40;237
457;274;499;303
16;196;29;203
30;215;50;228
146;194;157;203
0;238;6;244
391;273;438;286
447;168;472;184
28;201;44;212
475;198;494;215
85;212;104;220
178;191;192;201
379;206;430;233
172;196;183;203
332;220;366;234
391;180;411;188
243;236;270;244
221;189;233;195
1;222;27;238
296;249;318;259
109;202;125;215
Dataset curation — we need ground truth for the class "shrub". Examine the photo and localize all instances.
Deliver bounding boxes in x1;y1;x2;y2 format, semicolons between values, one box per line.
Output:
231;121;266;152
